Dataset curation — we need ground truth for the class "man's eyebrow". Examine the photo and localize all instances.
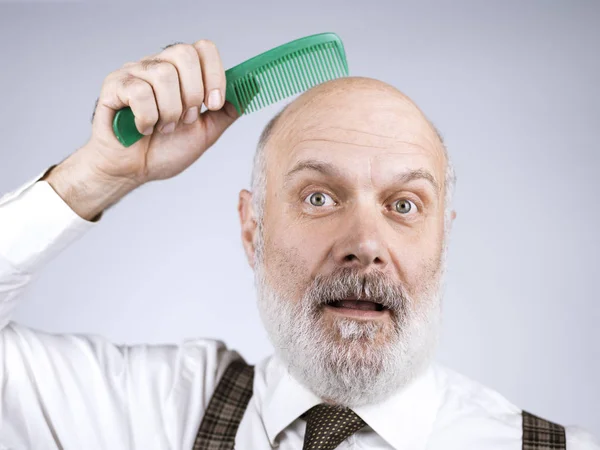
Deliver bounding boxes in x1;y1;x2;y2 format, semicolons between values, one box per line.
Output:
284;160;344;184
284;159;440;193
398;168;440;193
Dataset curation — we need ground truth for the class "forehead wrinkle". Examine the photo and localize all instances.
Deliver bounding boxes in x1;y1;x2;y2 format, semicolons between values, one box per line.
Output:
305;125;402;140
291;137;389;151
289;139;439;162
287;122;440;155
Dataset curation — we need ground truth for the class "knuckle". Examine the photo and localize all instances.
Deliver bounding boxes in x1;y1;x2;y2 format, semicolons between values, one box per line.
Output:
153;62;178;83
170;43;198;63
128;80;152;98
102;69;123;87
194;38;217;51
120;73;137;88
139;58;176;80
162;41;185;51
139;57;162;71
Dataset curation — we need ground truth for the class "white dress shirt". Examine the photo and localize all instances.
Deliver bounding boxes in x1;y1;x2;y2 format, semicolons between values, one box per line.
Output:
0;171;598;450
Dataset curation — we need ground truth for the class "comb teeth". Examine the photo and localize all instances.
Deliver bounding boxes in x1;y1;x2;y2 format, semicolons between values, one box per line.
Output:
232;41;348;115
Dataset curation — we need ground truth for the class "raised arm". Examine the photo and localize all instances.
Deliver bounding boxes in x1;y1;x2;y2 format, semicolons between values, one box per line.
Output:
0;39;240;449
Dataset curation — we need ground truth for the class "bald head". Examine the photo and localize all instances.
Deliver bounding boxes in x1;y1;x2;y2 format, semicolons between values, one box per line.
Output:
262;77;445;152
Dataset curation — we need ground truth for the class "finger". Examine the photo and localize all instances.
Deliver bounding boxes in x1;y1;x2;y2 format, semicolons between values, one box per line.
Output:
126;58;183;133
199;100;240;148
116;75;159;135
193;39;226;111
155;44;204;125
97;71;159;136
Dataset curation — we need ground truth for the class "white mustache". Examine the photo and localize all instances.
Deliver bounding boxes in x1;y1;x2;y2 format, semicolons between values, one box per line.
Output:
303;268;408;313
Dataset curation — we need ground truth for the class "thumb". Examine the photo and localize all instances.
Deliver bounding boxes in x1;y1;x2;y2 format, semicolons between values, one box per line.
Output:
199;101;241;148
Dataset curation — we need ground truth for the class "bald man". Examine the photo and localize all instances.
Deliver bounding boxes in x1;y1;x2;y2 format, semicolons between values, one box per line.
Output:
0;40;597;450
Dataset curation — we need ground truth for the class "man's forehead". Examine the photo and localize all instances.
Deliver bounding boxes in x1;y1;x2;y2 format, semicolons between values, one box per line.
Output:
276;85;423;138
266;90;443;167
286;126;435;155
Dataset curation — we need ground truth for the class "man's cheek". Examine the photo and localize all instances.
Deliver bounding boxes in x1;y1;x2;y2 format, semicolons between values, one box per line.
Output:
267;243;310;295
406;259;441;299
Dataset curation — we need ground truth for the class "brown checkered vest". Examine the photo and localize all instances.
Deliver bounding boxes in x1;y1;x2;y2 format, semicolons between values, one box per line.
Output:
193;358;567;450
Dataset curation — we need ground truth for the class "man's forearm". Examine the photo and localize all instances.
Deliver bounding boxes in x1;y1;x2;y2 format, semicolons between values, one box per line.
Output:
42;147;140;222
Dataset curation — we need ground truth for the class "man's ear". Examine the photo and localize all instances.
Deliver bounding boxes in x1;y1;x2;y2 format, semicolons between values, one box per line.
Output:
448;210;457;233
238;189;258;268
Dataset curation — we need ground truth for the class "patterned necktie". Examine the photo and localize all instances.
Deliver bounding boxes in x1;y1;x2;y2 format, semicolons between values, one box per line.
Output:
302;403;367;450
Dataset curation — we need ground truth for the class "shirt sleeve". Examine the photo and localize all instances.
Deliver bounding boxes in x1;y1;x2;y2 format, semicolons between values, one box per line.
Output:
0;169;97;329
0;171;239;449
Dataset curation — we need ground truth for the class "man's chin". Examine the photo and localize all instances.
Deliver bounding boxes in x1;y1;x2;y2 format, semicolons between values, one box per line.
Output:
260;300;437;407
317;312;397;349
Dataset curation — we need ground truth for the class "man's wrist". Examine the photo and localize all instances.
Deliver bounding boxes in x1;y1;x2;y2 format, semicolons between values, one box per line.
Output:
43;149;139;222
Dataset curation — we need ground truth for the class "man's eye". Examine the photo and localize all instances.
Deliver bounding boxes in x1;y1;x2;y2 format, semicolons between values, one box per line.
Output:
394;199;417;214
304;192;334;207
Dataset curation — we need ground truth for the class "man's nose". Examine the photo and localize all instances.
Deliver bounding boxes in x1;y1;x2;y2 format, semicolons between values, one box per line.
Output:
332;212;390;270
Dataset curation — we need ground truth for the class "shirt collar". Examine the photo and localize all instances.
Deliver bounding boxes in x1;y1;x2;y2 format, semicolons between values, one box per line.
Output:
261;355;322;445
352;364;441;449
261;355;441;449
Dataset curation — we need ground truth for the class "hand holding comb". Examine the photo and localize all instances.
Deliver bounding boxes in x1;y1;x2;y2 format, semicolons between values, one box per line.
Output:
113;32;349;147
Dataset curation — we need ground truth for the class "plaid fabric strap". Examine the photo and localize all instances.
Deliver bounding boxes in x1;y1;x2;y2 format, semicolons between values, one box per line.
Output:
522;410;566;450
193;359;255;450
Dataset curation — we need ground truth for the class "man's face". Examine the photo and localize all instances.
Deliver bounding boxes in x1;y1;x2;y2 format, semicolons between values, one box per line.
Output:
242;78;452;406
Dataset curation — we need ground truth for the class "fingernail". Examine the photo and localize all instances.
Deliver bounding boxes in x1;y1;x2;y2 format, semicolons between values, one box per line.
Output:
183;107;199;124
161;122;175;134
208;89;222;109
142;126;154;136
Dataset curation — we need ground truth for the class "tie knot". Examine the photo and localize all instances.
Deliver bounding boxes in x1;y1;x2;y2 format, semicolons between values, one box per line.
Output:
302;403;367;450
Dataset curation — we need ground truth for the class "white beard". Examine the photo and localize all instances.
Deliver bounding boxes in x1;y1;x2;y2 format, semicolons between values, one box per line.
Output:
253;236;446;407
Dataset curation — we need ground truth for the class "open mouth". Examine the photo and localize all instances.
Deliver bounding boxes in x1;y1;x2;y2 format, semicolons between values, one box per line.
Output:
326;299;388;312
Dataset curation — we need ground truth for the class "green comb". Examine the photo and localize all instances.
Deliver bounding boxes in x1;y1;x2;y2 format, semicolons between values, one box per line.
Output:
112;32;349;147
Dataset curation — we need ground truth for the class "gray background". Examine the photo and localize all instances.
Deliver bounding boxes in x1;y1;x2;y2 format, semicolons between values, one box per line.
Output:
0;0;598;437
